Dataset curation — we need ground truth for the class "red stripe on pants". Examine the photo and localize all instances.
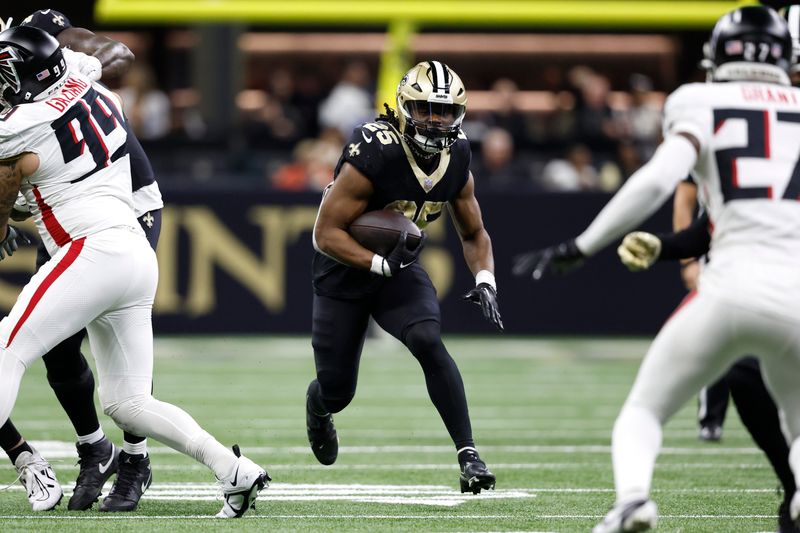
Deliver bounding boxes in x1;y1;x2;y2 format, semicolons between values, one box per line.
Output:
6;238;86;348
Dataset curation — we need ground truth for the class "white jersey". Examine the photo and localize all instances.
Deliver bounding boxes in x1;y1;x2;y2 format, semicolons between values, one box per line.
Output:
0;73;141;255
664;81;800;319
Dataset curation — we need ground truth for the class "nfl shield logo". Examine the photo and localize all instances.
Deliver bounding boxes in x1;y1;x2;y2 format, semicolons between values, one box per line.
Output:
424;178;433;191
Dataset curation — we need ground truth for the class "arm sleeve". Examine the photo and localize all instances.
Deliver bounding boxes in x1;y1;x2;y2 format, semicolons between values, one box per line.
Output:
657;213;711;260
574;134;698;256
20;10;72;37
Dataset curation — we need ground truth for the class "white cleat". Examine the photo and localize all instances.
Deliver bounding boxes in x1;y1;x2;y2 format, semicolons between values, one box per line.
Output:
215;445;270;518
593;498;658;533
14;449;63;511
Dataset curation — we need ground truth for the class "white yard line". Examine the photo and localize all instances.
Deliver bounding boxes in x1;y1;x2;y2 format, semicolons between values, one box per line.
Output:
0;513;779;520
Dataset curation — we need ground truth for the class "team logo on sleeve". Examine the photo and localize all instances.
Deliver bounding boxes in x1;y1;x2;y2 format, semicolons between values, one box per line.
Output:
0;46;22;95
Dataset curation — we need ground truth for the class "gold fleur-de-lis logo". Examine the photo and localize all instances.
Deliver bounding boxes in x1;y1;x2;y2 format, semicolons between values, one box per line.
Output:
348;142;361;157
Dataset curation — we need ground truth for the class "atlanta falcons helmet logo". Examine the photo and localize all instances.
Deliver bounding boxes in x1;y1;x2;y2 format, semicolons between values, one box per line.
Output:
0;46;22;96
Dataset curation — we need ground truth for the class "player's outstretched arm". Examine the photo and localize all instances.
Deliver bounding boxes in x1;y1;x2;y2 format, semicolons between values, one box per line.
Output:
57;27;134;80
450;172;503;331
514;133;700;281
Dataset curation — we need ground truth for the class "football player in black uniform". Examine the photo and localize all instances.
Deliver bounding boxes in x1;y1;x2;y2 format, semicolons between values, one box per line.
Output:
0;10;162;512
307;61;502;493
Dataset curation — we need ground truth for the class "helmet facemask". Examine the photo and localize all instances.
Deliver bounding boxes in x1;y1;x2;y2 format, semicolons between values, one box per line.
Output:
400;99;465;155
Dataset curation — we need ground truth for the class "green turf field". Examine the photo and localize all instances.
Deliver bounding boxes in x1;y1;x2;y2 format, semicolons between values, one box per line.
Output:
0;336;785;532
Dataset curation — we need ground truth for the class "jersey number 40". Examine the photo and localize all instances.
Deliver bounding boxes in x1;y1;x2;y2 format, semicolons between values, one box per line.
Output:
714;108;800;202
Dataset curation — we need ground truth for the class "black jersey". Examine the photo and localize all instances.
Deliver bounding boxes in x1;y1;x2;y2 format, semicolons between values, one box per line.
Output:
312;120;471;299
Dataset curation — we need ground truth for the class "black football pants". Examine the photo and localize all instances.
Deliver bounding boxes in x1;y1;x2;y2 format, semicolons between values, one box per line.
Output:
727;357;795;498
310;263;475;450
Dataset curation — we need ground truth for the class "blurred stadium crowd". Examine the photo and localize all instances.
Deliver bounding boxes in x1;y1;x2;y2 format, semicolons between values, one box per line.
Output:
106;31;697;194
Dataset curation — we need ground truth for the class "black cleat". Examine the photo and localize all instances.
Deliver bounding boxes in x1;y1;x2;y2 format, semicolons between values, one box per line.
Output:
306;382;338;465
99;451;152;512
459;449;496;494
69;437;120;510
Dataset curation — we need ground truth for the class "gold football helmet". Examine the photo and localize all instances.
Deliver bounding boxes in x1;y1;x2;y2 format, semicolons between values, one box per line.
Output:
396;60;467;155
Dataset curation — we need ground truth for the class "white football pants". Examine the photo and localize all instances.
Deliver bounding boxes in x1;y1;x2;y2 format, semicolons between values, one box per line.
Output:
0;227;236;479
612;290;800;503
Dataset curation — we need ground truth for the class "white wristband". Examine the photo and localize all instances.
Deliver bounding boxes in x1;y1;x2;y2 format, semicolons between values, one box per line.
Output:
371;254;390;277
475;270;496;291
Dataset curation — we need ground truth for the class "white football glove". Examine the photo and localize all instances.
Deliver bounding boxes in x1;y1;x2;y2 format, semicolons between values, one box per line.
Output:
617;231;662;272
0;17;12;32
62;48;103;81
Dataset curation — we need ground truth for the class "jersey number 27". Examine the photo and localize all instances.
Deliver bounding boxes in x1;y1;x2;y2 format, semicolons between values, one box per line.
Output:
714;108;800;202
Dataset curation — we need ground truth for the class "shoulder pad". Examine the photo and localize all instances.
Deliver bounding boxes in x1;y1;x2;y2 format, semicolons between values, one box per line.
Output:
664;83;707;113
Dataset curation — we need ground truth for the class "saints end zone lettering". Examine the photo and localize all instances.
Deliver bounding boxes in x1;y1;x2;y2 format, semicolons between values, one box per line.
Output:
154;205;318;316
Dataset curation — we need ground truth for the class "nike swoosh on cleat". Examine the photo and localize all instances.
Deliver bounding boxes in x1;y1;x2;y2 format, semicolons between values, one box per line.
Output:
98;445;115;474
229;465;240;487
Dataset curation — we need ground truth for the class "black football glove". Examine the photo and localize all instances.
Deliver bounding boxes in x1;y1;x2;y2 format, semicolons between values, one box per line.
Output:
512;239;585;281
0;225;30;260
463;283;503;331
381;231;427;277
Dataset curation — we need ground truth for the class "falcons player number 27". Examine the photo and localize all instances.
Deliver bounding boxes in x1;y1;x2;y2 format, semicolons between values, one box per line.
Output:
714;107;800;201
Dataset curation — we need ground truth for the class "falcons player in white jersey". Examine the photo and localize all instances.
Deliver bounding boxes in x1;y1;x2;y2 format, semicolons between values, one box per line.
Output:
514;6;800;532
0;26;269;517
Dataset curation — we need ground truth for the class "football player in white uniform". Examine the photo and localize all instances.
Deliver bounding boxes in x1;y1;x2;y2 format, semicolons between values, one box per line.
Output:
0;26;268;518
0;10;165;513
514;6;800;532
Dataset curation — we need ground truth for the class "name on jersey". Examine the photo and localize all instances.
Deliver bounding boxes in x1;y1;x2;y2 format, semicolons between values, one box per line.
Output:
741;85;799;106
45;76;90;113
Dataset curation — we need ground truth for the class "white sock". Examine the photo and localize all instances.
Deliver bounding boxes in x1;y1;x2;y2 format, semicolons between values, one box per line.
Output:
77;427;105;446
123;438;148;456
612;405;662;504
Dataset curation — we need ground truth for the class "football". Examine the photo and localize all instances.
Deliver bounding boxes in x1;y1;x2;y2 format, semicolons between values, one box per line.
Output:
349;210;422;256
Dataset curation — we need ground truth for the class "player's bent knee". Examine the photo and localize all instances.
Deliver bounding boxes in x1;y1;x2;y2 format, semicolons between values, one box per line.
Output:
319;392;354;413
102;394;151;433
403;321;443;356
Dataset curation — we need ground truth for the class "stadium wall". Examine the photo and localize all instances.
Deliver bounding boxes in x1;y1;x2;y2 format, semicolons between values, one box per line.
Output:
0;191;686;335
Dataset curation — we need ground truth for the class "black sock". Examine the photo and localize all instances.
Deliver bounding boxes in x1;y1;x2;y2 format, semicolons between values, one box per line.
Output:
7;440;33;465
403;321;475;450
0;419;28;464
